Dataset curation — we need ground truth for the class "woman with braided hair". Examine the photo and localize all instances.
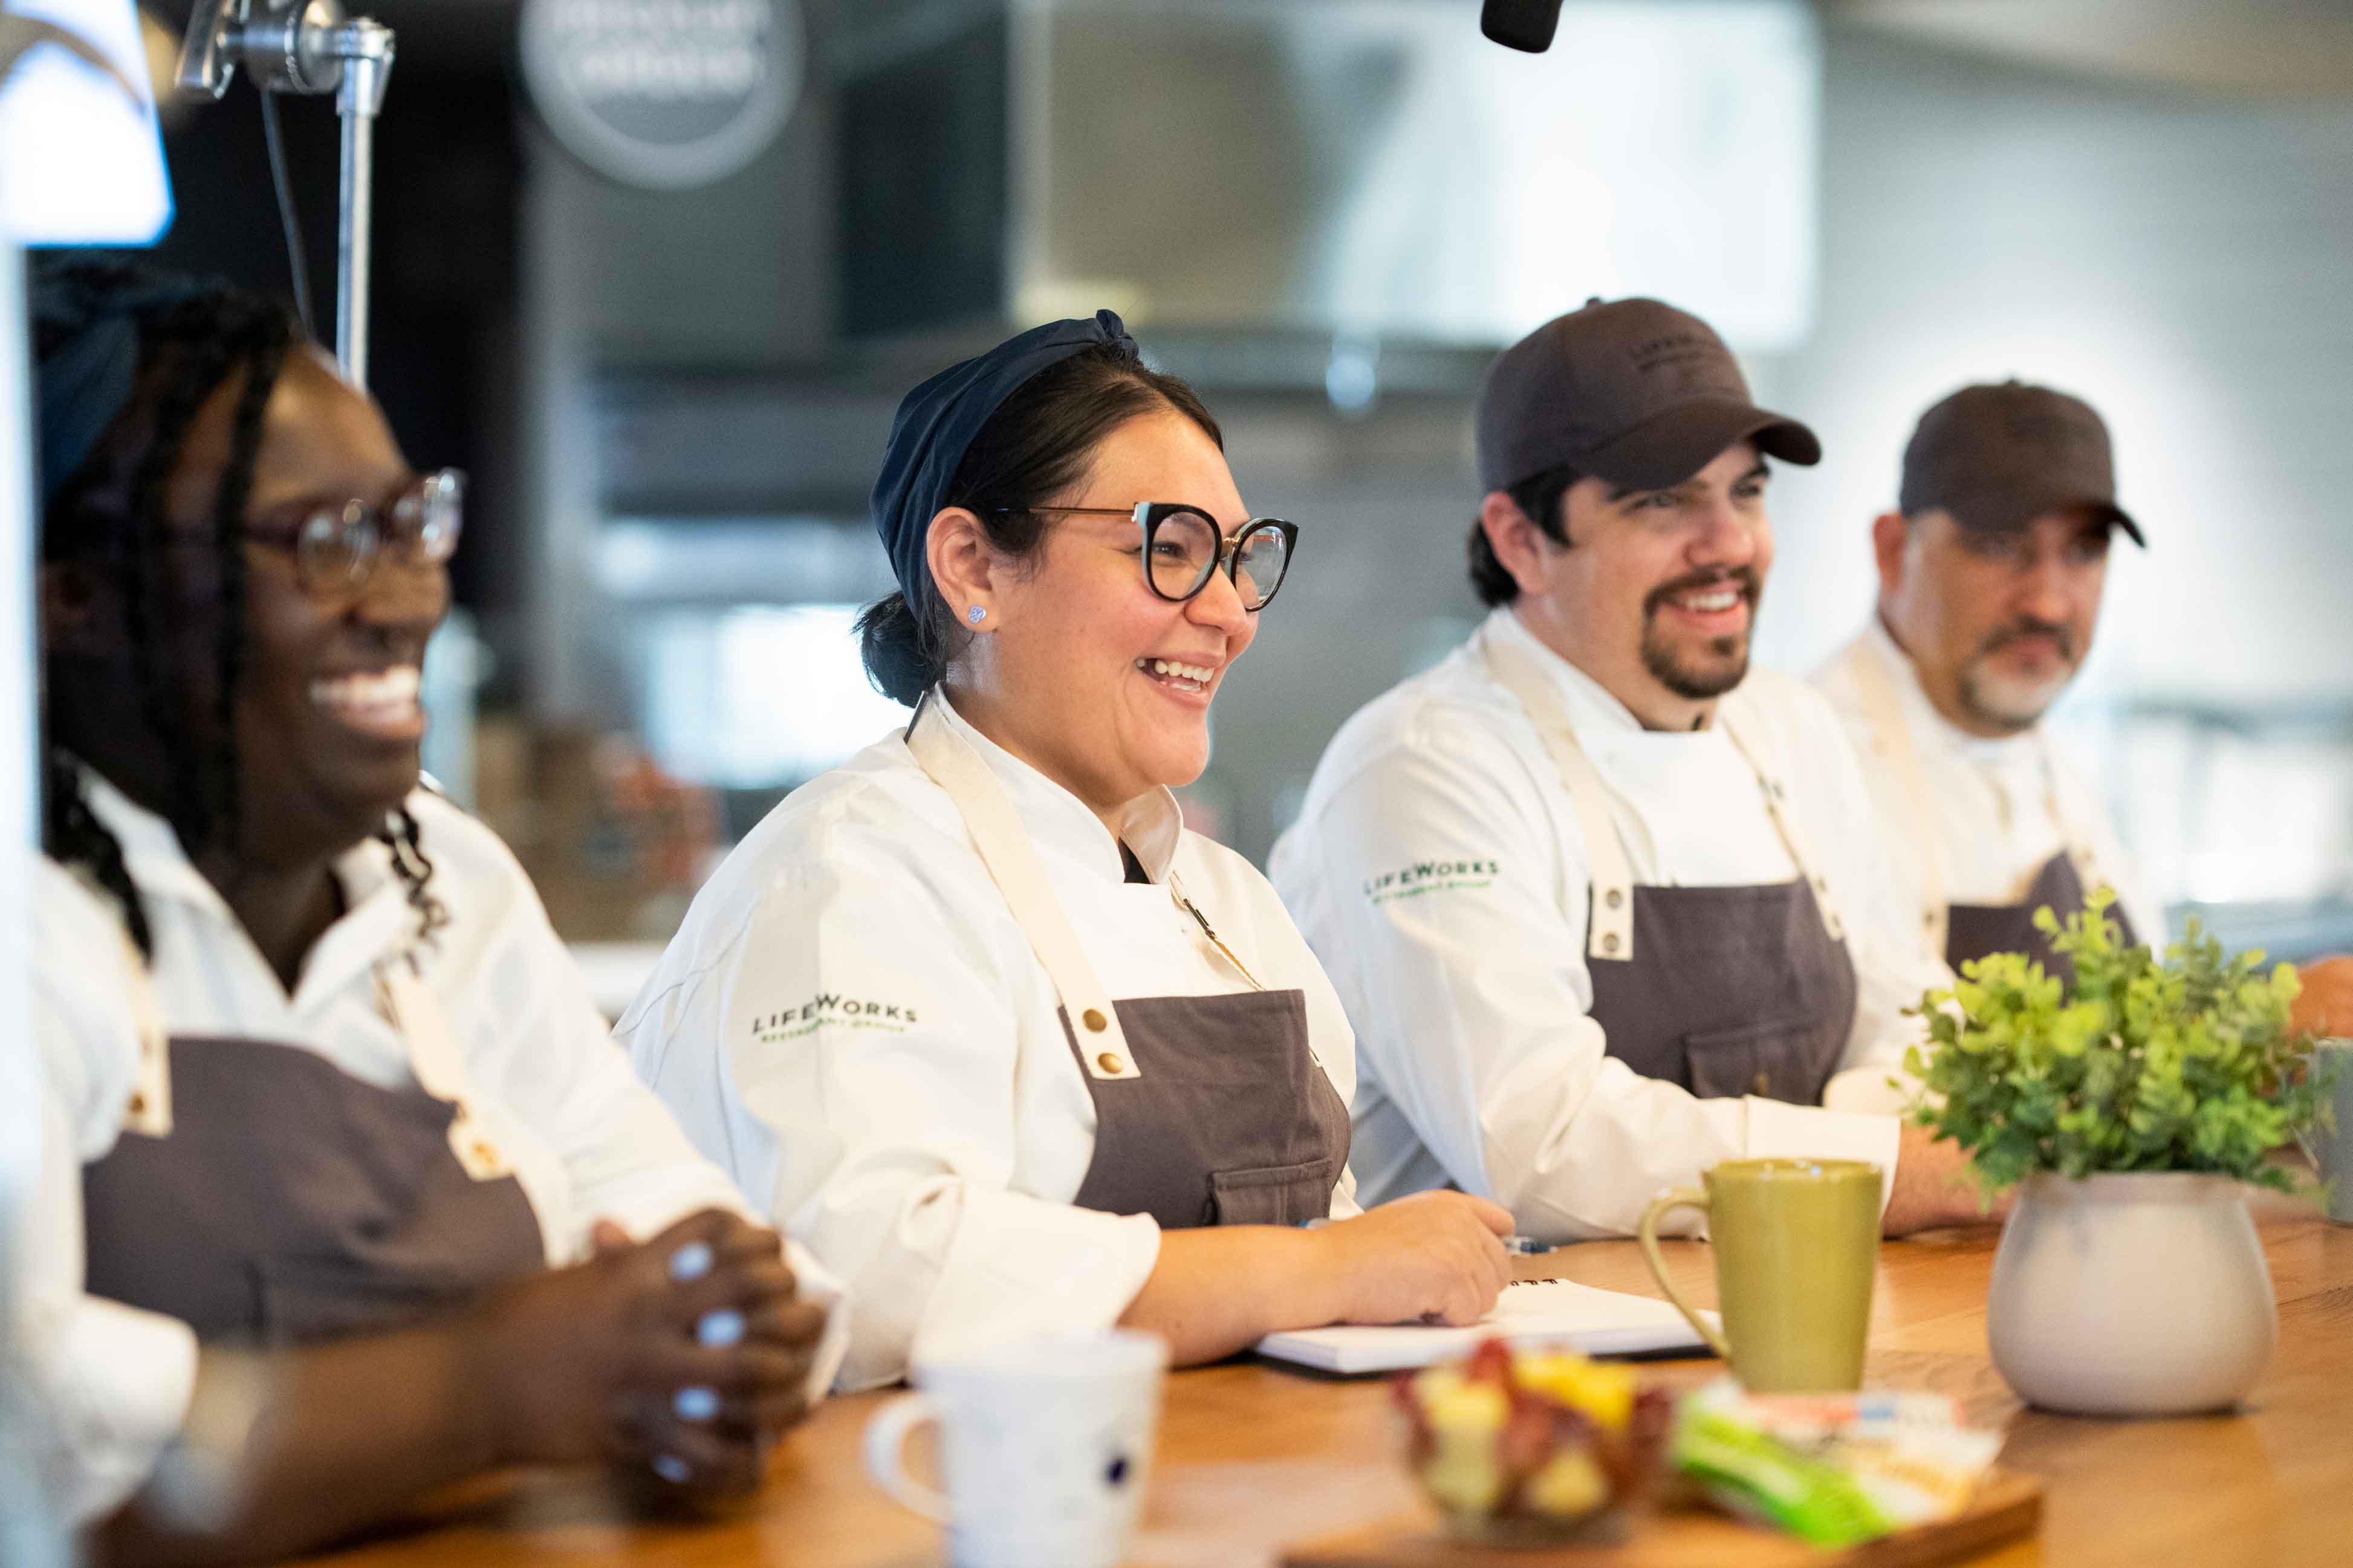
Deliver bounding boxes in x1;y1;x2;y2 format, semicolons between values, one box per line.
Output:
25;257;845;1563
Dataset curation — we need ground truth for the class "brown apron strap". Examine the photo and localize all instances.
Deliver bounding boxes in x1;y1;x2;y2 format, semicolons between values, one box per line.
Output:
1480;630;1638;962
1713;708;1843;944
1857;631;2105;936
903;693;1141;1080
108;892;511;1180
1482;625;1839;954
115;922;174;1137
1853;631;1951;953
377;960;511;1179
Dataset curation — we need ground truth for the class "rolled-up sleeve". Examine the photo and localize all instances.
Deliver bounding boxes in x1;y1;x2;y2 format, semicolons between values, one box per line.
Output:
1293;717;1898;1240
453;838;851;1401
712;832;1160;1390
24;886;202;1524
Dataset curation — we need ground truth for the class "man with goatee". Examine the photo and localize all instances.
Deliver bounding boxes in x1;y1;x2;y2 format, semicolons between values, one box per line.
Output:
1272;298;1994;1243
1813;381;2353;1035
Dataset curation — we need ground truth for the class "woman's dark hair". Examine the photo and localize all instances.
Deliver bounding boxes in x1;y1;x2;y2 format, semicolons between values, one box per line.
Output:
1469;462;1580;607
36;255;445;960
857;343;1224;706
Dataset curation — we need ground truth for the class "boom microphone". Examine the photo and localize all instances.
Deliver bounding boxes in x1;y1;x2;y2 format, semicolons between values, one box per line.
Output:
1480;0;1565;54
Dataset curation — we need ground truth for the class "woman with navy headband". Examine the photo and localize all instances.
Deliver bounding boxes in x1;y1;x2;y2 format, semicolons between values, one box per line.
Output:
620;313;1513;1386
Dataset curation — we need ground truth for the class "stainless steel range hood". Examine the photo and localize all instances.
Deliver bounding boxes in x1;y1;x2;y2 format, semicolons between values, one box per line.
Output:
837;0;1820;353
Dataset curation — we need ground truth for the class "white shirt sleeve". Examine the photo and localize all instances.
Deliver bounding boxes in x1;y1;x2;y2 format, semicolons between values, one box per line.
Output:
455;840;850;1401
702;826;1161;1390
1297;718;1898;1242
24;872;201;1524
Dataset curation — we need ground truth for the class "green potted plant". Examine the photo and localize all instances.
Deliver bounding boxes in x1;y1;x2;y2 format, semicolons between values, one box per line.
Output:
1905;892;2330;1416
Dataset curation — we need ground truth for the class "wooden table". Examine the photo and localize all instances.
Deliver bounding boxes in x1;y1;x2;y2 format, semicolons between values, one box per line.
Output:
295;1217;2353;1568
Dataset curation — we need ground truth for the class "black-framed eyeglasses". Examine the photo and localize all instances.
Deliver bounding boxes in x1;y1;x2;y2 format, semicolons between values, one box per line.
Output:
244;468;465;599
1011;502;1299;611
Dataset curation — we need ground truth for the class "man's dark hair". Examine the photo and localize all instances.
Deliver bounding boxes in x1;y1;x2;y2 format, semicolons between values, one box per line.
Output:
1467;462;1579;607
36;255;445;959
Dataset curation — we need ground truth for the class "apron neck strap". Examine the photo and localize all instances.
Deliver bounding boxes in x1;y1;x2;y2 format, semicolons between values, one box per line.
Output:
902;693;1142;1081
376;958;511;1177
102;882;510;1179
1482;630;1840;960
1713;707;1843;944
1858;634;2103;939
1482;633;1638;962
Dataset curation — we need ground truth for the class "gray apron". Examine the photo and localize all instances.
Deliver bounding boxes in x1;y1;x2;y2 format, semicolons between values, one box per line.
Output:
1946;850;2135;990
80;934;547;1345
1484;635;1859;1104
904;696;1349;1231
1851;638;2134;987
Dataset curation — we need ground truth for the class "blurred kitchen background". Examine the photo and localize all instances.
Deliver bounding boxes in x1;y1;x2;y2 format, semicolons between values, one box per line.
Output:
120;0;2353;1005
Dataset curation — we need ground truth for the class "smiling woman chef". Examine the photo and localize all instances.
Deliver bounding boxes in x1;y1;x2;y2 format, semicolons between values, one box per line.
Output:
620;312;1513;1388
25;260;844;1564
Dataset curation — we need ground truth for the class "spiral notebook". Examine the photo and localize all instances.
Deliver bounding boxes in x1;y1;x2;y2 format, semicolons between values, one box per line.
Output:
1254;1277;1718;1375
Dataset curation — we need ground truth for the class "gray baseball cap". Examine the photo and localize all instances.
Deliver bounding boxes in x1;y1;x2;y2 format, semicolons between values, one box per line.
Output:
1475;297;1820;494
1900;380;2143;546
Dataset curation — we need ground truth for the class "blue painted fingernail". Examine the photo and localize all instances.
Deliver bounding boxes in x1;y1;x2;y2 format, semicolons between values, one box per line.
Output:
674;1385;720;1422
696;1309;744;1348
652;1453;692;1485
668;1242;714;1281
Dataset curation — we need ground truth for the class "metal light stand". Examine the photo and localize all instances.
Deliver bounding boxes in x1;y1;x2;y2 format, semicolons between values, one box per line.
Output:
174;0;396;387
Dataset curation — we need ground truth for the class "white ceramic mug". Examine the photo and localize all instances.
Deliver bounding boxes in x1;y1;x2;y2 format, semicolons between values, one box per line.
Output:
863;1329;1168;1568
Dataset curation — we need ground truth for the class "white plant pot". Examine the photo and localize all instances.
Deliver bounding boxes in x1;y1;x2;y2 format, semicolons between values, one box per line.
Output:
1987;1172;2277;1416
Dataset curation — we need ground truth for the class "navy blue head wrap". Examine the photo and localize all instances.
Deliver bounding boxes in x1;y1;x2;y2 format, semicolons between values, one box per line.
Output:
869;308;1135;605
36;316;141;510
31;265;221;511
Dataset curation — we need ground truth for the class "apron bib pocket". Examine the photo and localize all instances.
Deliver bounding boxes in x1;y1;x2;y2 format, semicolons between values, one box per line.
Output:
1209;1159;1342;1226
1681;1013;1825;1103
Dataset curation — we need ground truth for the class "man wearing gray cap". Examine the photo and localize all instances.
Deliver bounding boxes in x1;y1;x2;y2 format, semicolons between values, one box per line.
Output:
1270;299;1990;1242
1811;383;2160;985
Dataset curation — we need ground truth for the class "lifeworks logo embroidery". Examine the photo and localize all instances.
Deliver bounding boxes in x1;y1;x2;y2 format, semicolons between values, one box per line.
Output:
752;995;919;1043
1363;858;1500;905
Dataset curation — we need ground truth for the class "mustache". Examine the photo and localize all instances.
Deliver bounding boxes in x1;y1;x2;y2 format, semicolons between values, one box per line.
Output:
1980;618;2077;663
1643;566;1761;620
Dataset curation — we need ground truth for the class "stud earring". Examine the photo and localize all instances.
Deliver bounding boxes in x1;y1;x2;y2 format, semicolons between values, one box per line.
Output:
968;606;987;624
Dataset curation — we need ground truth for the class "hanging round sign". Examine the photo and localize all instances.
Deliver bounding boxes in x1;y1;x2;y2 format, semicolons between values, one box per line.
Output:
519;0;802;191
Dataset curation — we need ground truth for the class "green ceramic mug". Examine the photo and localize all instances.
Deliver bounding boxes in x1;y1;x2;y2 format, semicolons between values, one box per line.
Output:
1637;1158;1882;1392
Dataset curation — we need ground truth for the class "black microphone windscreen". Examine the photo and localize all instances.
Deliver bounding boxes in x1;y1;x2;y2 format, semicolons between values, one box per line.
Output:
1480;0;1565;53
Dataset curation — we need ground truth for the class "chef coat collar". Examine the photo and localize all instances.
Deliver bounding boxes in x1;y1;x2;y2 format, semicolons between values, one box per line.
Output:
926;691;1184;884
1484;607;1737;752
1860;615;2042;771
73;766;421;1002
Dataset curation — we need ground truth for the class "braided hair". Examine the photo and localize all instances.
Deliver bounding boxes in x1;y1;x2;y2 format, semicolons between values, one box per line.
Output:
36;256;446;959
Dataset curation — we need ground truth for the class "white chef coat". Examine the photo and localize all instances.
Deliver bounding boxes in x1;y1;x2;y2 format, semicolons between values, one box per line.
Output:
1812;619;2164;955
617;693;1361;1392
26;775;847;1525
1270;607;1942;1242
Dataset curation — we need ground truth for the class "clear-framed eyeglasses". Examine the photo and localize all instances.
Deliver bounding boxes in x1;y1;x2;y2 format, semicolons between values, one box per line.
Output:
1010;502;1299;611
245;468;465;599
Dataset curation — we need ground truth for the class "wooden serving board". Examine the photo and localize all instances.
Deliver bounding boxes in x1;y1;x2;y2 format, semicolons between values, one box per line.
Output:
1280;1471;2040;1568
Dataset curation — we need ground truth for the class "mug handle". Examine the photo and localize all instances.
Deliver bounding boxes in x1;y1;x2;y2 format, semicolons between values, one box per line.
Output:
863;1391;952;1523
1637;1187;1731;1361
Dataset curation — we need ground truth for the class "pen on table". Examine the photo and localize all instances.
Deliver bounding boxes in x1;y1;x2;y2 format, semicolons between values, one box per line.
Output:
1503;1236;1554;1255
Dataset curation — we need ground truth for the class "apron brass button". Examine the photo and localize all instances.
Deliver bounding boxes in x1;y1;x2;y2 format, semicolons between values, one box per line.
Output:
1096;1052;1126;1075
1602;932;1620;954
1605;888;1623;909
1082;1008;1109;1032
126;1092;146;1115
1753;1071;1771;1094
